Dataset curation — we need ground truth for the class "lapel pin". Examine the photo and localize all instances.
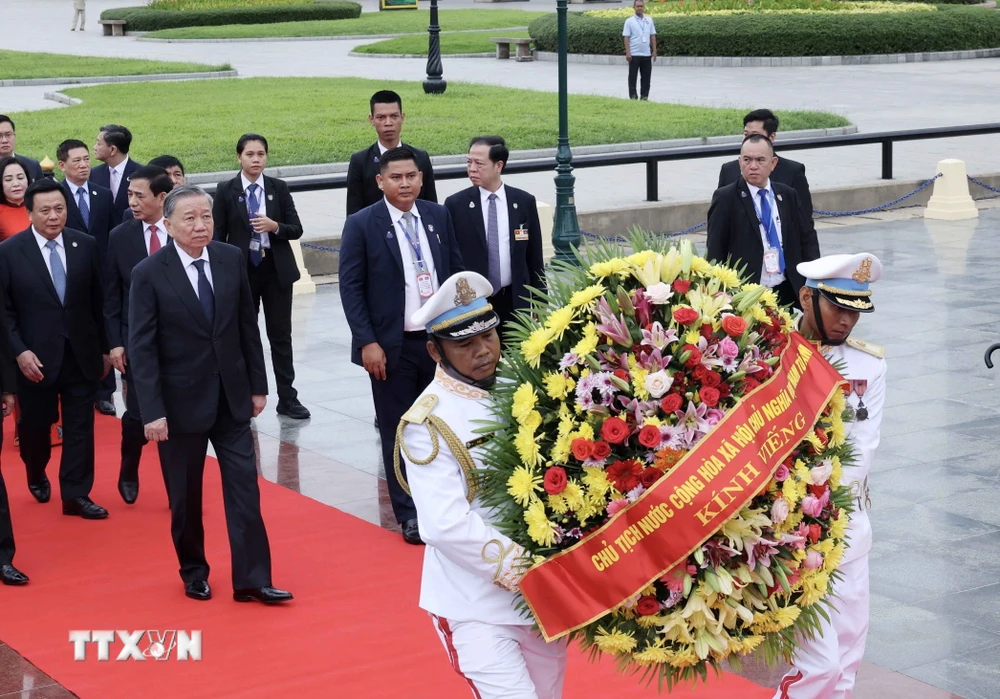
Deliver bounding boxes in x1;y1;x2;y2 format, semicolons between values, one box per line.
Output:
91;190;97;196
513;202;518;209
386;231;394;239
740;191;747;198
374;156;380;164
469;201;476;209
267;194;273;201
238;196;244;203
776;194;783;201
428;224;434;233
72;241;78;247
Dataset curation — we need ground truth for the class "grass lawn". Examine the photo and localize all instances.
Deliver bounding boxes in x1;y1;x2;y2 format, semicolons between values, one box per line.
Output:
0;50;229;80
11;78;849;173
353;31;530;55
145;9;544;39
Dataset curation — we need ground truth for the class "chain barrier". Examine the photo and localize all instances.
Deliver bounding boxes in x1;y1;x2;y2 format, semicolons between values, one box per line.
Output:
812;174;941;217
301;242;340;254
968;176;1000;195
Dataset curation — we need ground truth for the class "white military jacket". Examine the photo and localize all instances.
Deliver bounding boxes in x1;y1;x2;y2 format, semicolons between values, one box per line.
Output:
818;336;886;564
400;366;530;625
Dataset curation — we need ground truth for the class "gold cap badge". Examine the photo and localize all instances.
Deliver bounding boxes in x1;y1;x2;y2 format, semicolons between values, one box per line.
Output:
454;278;478;306
852;257;873;283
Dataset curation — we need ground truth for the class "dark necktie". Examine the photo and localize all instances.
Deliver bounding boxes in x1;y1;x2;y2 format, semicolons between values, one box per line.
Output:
247;183;263;267
192;259;214;326
486;193;501;293
757;189;785;273
76;187;90;230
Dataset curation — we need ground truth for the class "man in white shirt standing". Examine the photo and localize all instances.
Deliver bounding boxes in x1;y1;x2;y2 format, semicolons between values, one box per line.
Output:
91;125;143;224
339;146;464;545
623;0;657;100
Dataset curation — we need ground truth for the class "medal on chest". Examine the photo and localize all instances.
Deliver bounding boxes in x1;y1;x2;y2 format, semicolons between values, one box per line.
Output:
850;379;869;421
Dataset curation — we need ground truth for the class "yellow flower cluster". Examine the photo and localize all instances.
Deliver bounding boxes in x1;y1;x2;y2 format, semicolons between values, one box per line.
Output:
586;1;935;18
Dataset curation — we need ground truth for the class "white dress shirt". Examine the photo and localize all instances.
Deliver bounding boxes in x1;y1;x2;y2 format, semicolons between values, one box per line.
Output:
65;179;89;206
384;197;439;331
377;140;401;156
746;179;785;287
32;227;66;280
109;158;130;200
479;184;511;289
144;218;168;255
240;172;271;249
175;244;214;298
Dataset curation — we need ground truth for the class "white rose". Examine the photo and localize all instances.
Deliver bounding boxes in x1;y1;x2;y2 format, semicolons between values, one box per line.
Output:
644;370;673;399
811;459;834;485
644;282;672;305
771;497;790;524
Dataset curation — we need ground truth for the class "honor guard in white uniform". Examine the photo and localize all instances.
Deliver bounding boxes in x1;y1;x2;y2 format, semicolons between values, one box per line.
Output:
398;271;568;699
777;253;886;699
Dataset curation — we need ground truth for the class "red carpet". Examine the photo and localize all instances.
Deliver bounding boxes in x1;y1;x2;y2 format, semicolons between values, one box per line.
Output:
0;416;770;698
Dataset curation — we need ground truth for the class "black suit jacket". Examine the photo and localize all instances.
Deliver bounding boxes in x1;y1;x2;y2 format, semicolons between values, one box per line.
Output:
61;180;114;264
346;142;437;216
128;241;267;434
444;184;545;311
706;179;820;293
212;174;304;288
339;199;464;367
13;155;42;183
719;156;815;239
105;219;173;353
0;227;109;387
0;272;16;395
91;157;143;223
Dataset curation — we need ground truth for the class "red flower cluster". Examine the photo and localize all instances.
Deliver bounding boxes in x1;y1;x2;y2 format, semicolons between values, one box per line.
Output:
571;438;612;461
636;595;661;616
544;466;568;495
601;417;630;445
606;459;643;493
673;308;699;327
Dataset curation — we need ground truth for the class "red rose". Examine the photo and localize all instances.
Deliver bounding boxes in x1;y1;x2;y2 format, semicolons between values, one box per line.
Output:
636;595;661;616
544;466;568;495
807;523;822;544
691;365;708;382
683;345;702;368
640;467;663;488
601;417;630;445
703;371;721;388
638;425;661;449
721;315;748;337
671;279;691;294
606;459;643;493
700;323;714;340
718;382;731;398
807;484;828;498
660;394;683;414
700;386;721;407
571;438;594;461
673;308;699;327
591;441;612;460
613;368;630;381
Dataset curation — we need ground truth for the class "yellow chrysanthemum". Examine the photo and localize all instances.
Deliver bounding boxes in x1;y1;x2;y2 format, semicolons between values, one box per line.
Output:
592;628;638;654
690;256;712;274
759;288;779;308
782;477;800;508
626;249;659;268
749;304;770;323
507;466;541;506
525;498;558;547
550;432;572;464
574;498;602;526
829;417;847;448
589;258;630;279
572;323;600;358
632;645;672;664
799;571;830;607
562;480;586;511
543;372;576;401
812;538;835;555
830;455;843;490
709;265;742;289
582;465;611;499
643;416;663;428
545;305;576;340
630;367;650;400
829;388;847;417
829;513;848;540
684;329;702;345
569;284;606;310
574;422;595;441
824;542;846;573
732;635;765;656
547;492;570;514
511;382;537;422
521;327;556;369
669;646;701;668
515;425;543;466
521;410;542;433
774;605;801;630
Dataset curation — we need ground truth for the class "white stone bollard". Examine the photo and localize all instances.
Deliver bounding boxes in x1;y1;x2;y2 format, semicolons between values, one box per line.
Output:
290;239;317;295
924;159;979;221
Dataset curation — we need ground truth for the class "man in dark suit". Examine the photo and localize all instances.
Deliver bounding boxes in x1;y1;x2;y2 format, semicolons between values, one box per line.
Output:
339;146;464;545
0;288;25;585
56;139;117;416
105;165;173;505
213;133;309;420
91;124;142;224
707;135;821;309
0;178;111;519
128;185;292;604
120;155;187;224
718;109;816;241
346;90;437;216
0;116;43;182
444;136;545;335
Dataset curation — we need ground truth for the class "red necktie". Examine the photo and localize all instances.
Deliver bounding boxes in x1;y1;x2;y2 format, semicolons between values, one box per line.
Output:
148;225;162;254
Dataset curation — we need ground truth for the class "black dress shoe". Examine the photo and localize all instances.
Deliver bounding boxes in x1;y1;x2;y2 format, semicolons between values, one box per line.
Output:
28;476;51;504
95;400;116;416
185;580;212;601
118;479;139;505
276;400;310;420
62;496;109;519
401;518;423;546
233;586;293;604
1;564;29;586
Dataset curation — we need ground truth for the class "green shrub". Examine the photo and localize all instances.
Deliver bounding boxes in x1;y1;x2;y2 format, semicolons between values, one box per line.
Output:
148;0;313;9
101;2;361;31
528;6;1000;56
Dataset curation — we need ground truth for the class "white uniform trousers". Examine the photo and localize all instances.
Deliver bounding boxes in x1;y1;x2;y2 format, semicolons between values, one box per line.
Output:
775;555;870;699
430;615;568;699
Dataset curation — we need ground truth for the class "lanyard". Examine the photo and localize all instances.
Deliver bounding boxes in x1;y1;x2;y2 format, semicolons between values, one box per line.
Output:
399;214;425;263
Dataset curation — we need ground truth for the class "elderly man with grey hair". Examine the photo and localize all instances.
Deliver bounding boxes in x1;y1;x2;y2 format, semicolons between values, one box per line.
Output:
128;185;293;605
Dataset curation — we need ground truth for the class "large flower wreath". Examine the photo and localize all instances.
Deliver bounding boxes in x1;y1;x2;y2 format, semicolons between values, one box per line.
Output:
479;236;856;688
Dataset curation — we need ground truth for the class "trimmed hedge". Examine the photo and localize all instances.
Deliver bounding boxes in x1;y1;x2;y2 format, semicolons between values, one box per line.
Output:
529;6;1000;57
100;2;361;31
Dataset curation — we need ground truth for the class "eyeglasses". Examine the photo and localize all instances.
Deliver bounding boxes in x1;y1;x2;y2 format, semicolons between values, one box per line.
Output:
0;131;15;141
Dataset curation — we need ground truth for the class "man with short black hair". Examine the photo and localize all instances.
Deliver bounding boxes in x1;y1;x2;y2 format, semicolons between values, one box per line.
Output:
91;124;142;223
623;0;657;100
445;136;545;334
148;155;186;188
346;90;437;216
340;145;464;545
105;165;174;504
0;116;42;182
718;109;815;241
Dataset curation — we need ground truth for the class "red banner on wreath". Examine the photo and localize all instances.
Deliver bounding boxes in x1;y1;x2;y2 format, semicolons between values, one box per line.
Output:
519;332;845;642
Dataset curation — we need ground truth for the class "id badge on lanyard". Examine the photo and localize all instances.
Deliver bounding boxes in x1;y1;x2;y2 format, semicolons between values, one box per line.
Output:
401;218;434;301
763;248;781;275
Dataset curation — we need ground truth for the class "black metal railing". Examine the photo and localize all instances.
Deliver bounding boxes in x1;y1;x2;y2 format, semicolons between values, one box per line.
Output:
202;122;1000;203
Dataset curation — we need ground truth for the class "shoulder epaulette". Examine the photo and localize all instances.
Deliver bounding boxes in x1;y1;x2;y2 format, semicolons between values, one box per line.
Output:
847;338;885;359
401;395;438;425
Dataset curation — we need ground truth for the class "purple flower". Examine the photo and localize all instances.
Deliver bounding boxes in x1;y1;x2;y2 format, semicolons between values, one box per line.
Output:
595;298;634;347
559;352;581;371
638;347;672;372
704;408;726;427
746;537;780;571
632;288;653;328
675;400;711;445
641;321;678;352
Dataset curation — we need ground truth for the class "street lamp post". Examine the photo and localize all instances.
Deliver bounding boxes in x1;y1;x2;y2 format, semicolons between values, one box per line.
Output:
552;0;580;263
423;0;447;94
